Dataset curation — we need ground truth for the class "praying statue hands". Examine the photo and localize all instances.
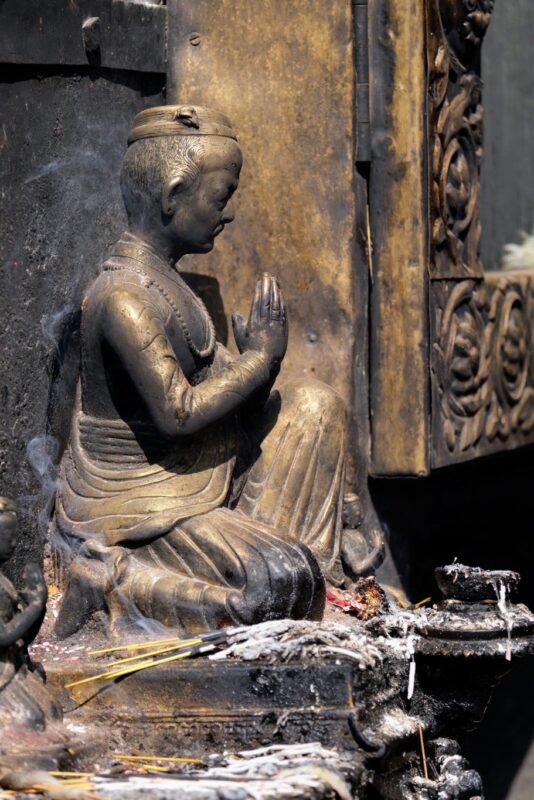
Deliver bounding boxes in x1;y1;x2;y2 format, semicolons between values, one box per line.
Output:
232;273;288;368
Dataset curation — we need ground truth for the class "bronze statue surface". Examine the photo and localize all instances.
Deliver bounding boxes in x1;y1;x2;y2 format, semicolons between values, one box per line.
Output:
54;105;347;638
0;499;61;732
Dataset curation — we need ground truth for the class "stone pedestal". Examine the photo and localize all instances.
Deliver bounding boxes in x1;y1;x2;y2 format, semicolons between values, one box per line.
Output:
48;659;362;756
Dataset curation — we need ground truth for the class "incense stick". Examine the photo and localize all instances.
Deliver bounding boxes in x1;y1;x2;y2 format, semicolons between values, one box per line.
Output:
68;641;217;688
418;723;429;780
48;772;95;778
414;597;432;609
67;630;232;689
88;637;198;656
115;754;202;764
109;640;202;667
88;627;236;656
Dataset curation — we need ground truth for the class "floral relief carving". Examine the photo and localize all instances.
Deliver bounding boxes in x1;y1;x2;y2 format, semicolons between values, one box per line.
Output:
459;0;495;46
496;292;529;405
428;0;494;278
432;76;483;277
427;2;534;467
438;0;495;48
432;276;534;465
433;281;490;453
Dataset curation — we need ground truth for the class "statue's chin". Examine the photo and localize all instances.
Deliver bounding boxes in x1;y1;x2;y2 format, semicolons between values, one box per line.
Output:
196;240;215;254
181;241;214;256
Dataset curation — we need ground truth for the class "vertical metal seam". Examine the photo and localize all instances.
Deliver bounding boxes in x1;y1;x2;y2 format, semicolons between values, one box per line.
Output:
354;0;370;163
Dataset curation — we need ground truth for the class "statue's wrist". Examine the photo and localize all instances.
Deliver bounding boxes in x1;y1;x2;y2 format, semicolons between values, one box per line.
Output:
244;347;274;379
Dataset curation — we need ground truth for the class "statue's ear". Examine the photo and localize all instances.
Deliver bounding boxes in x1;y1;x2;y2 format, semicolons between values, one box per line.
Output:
161;174;187;216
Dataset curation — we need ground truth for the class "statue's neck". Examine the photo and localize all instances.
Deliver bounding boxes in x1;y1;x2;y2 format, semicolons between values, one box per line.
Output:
109;232;178;281
125;227;184;271
121;230;181;274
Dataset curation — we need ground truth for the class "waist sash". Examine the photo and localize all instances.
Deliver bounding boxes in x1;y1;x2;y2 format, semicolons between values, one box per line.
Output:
56;395;236;546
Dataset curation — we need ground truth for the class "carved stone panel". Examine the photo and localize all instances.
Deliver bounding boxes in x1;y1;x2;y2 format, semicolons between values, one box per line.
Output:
431;272;534;466
428;0;494;279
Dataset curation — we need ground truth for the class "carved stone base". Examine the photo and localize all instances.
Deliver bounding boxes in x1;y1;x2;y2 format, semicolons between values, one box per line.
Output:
48;659;362;757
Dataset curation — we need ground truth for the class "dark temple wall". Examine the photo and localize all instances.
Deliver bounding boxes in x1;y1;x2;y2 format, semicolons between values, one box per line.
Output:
465;7;534;796
0;65;164;580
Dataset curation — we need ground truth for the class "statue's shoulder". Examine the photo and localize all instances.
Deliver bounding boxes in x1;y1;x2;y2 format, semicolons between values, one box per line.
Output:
83;267;163;330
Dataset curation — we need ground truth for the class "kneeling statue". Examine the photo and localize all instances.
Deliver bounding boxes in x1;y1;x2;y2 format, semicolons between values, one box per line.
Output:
54;105;347;637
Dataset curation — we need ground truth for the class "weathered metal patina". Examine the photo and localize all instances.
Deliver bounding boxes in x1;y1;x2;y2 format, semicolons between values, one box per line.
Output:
53;104;347;638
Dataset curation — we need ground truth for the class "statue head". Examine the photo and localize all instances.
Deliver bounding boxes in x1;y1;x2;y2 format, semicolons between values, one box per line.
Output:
0;498;17;563
120;105;243;258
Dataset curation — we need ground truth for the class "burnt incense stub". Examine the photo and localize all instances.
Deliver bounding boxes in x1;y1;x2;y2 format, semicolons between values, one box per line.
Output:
52;104;348;639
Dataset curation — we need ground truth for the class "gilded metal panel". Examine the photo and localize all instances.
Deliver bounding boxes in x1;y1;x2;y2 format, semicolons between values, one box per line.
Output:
368;0;430;476
167;0;357;415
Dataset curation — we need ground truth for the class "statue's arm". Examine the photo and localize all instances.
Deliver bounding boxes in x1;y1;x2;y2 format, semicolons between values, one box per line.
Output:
0;602;44;648
213;343;278;418
0;567;47;649
103;288;272;436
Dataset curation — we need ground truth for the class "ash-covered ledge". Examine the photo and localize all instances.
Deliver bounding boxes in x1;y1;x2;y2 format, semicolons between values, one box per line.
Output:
23;570;534;798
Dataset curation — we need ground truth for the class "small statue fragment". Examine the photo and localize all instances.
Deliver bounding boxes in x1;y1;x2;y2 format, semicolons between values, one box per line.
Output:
54;105;347;637
0;498;61;732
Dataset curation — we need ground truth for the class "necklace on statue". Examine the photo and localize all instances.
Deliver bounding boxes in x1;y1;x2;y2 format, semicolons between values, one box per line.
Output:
103;262;216;360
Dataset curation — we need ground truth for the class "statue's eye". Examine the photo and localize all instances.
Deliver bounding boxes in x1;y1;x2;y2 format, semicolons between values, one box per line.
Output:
217;188;233;209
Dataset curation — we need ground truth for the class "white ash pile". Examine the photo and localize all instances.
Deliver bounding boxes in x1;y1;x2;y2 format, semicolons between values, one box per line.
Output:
209;618;416;668
84;743;359;800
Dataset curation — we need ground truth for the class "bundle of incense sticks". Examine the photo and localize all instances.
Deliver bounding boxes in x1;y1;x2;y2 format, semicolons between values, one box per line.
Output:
66;626;242;689
113;754;203;773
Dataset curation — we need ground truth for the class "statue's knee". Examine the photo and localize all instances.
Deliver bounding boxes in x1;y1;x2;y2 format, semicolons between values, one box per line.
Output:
230;543;323;625
230;562;297;625
281;378;346;422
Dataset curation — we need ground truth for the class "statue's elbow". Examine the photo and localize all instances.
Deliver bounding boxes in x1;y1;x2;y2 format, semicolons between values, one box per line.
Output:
172;414;206;437
172;405;212;437
151;406;195;438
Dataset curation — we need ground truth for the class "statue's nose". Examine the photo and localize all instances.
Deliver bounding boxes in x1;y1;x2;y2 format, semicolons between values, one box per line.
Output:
222;201;235;224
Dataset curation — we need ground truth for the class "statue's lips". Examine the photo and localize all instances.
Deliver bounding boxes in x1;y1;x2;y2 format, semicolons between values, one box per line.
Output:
213;224;225;237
